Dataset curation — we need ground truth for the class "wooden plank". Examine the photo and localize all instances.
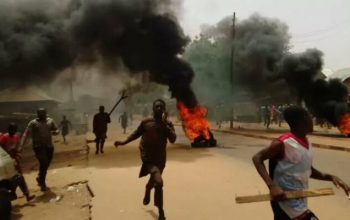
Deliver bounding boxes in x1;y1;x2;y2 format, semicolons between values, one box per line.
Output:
236;188;334;204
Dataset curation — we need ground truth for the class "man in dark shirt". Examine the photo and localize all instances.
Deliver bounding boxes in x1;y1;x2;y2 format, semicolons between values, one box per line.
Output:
114;99;176;220
93;106;111;154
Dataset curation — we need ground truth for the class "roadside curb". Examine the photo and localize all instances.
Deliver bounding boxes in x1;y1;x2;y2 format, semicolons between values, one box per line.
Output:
212;128;350;153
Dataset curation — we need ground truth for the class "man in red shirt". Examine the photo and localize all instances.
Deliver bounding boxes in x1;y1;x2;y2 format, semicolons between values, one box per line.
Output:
0;123;35;201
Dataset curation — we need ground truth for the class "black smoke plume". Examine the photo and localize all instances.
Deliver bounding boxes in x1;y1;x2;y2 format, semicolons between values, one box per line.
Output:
200;14;349;126
280;49;349;125
0;0;196;107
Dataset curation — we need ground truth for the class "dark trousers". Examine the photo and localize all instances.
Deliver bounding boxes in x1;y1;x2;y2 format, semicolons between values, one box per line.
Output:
145;166;164;209
271;201;318;220
95;134;106;153
33;147;54;185
11;174;30;197
264;115;271;128
0;188;11;220
0;181;12;220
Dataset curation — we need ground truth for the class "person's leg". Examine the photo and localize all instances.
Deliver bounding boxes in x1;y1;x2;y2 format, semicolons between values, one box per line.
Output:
13;175;35;201
46;147;54;182
33;147;49;191
95;137;100;154
47;147;54;165
1;180;16;200
143;176;153;205
152;170;165;220
100;138;105;153
0;188;11;220
33;148;45;185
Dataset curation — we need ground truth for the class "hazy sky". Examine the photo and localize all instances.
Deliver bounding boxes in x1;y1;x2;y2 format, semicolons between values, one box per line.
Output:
179;0;350;71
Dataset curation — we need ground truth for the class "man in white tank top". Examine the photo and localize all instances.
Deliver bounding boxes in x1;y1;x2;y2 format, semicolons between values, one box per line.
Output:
253;106;350;220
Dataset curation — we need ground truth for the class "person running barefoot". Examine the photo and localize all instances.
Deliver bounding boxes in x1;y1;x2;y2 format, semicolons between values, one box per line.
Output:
114;99;176;220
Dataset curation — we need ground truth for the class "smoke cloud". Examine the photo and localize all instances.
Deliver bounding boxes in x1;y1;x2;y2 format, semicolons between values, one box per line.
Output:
192;13;349;126
280;49;348;125
0;0;196;107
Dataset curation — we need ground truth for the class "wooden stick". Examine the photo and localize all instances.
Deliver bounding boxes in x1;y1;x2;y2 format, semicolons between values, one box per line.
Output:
108;91;128;116
235;188;334;204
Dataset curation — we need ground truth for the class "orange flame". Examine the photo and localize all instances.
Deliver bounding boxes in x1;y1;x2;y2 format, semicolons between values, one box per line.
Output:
177;101;211;141
338;113;350;135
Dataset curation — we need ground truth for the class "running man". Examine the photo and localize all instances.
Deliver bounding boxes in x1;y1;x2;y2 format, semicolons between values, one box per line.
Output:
253;106;350;220
114;99;176;220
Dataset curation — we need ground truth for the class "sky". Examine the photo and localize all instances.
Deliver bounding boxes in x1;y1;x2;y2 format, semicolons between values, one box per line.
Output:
179;0;350;72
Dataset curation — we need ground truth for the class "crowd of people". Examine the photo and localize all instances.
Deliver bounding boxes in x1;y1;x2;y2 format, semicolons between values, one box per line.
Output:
259;104;290;128
1;101;349;220
259;104;336;130
0;108;61;219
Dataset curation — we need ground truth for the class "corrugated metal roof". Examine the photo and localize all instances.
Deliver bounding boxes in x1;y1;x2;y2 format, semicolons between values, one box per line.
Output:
0;86;59;103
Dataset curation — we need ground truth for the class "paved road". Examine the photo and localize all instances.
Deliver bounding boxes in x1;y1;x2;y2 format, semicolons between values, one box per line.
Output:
88;126;350;220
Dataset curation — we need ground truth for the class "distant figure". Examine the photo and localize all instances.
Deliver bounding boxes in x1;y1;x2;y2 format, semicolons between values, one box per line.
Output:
114;99;176;220
20;108;59;191
143;107;149;118
271;105;278;125
60;116;72;144
93;106;111;154
264;105;271;128
129;112;133;127
119;112;128;134
0;123;35;202
277;105;284;127
260;105;266;124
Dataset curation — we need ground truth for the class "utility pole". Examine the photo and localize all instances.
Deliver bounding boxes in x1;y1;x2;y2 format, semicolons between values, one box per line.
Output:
69;69;74;102
229;12;236;129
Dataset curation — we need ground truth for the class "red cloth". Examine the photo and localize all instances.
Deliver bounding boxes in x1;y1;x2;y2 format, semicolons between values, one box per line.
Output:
278;132;309;149
0;133;20;157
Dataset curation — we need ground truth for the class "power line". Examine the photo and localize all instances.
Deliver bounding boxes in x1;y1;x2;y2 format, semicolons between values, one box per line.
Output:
291;19;350;39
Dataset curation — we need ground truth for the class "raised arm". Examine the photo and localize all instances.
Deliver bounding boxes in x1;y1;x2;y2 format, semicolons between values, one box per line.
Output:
166;121;176;143
252;140;285;200
311;166;350;196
